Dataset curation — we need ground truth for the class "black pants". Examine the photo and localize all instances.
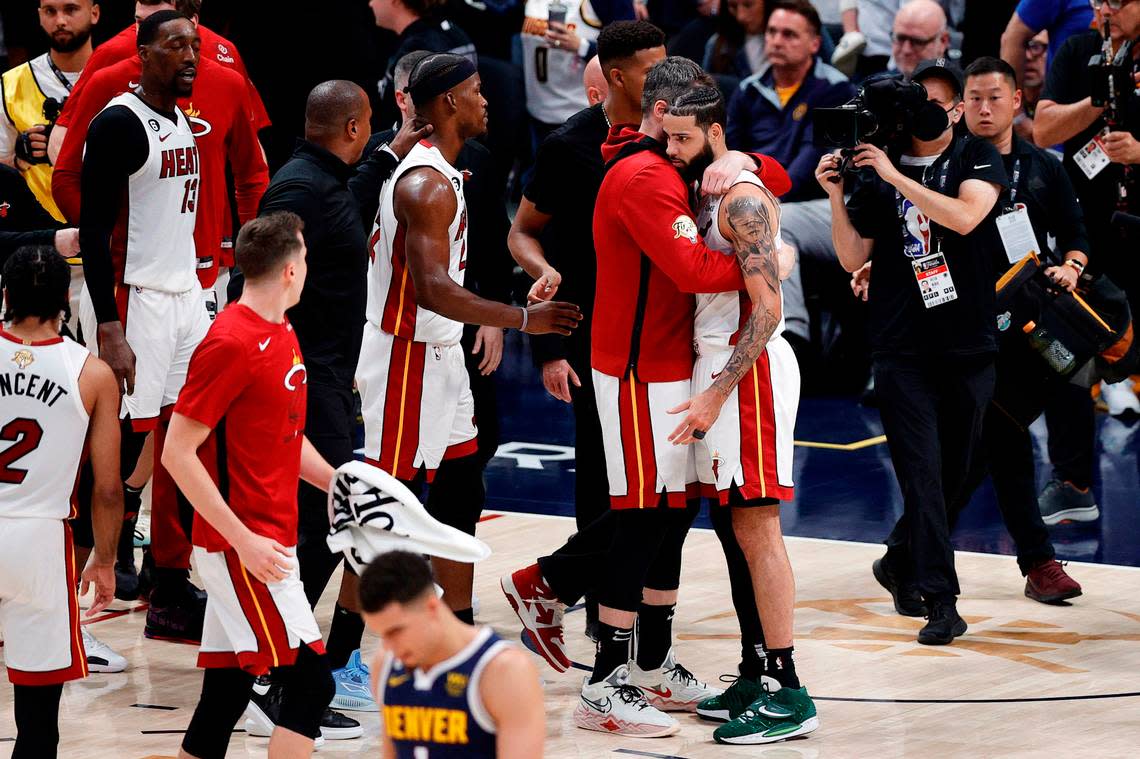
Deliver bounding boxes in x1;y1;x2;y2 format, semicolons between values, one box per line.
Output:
462;325;501;469
877;354;995;600
569;350;611;531
539;499;700;611
949;339;1055;574
1042;382;1096;491
297;380;356;608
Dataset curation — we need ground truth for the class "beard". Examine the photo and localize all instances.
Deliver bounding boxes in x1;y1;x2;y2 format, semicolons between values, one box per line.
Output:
49;27;92;53
681;143;715;184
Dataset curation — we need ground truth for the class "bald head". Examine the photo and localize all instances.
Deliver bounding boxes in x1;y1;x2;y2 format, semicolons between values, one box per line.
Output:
892;0;949;77
304;80;372;162
583;55;608;106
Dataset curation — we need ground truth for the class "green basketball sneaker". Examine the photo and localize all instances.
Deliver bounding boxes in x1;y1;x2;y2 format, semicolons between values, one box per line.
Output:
696;675;778;722
713;686;819;745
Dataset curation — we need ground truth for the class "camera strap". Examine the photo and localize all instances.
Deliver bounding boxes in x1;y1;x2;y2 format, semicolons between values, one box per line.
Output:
44;54;74;94
1006;158;1020;208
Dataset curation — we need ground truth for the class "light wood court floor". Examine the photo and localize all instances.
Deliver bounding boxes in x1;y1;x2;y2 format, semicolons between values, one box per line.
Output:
2;511;1139;758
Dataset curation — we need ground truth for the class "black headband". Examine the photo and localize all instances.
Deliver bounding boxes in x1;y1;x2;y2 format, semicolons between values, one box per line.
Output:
405;58;477;107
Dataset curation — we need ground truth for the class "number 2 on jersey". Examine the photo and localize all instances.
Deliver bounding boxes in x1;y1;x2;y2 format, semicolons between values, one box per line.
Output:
0;418;44;484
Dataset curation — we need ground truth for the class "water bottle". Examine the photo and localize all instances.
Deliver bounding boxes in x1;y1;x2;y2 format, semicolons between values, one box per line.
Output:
1022;320;1076;374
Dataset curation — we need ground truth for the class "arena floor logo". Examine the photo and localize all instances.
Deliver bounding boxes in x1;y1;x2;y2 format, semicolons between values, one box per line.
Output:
683;600;1140;675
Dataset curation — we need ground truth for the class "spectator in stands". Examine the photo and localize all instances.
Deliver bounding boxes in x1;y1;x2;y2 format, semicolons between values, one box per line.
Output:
521;0;635;144
726;0;855;200
836;0;902;79
1014;30;1047;140
704;0;768;80
889;0;950;77
1000;0;1093;87
370;0;477;130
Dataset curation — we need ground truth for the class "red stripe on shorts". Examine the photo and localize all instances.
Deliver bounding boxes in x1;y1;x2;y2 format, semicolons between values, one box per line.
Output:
612;375;659;509
375;337;427;481
221;550;295;675
737;351;793;503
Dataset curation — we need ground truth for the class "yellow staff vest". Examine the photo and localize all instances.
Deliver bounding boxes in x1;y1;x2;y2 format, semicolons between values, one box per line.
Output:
2;59;66;222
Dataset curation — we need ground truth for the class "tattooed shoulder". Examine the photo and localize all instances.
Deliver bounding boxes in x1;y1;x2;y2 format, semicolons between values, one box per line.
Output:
723;186;779;279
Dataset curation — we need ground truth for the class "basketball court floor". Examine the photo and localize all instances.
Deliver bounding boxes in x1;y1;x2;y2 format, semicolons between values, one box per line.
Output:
2;333;1139;757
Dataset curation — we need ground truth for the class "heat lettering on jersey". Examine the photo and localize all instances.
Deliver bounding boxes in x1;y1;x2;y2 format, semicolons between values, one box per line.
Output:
0;372;70;407
158;146;200;179
383;705;470;745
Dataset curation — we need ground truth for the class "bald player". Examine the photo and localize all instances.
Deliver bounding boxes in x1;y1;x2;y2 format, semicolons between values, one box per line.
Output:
583;55;608;106
357;53;581;619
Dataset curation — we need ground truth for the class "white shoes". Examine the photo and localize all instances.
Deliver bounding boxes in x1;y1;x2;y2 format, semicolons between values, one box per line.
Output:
831;30;867;77
628;648;722;712
81;626;127;673
573;665;680;737
1101;380;1140;417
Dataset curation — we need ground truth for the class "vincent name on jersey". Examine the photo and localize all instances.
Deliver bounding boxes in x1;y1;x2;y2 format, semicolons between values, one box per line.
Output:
158;145;200;179
382;704;470;745
0;371;70;407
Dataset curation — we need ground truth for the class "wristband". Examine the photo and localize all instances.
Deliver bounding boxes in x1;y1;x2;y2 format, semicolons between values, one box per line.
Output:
519;306;529;332
1065;259;1086;274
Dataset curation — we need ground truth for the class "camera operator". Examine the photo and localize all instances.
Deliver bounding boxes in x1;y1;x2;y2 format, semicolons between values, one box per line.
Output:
1032;0;1140;517
818;59;1007;646
0;0;99;223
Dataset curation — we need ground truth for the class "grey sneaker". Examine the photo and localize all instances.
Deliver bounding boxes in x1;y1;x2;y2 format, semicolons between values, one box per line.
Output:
1038;480;1099;526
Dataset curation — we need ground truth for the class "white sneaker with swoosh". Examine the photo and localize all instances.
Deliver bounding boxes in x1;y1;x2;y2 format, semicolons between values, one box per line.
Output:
574;665;679;737
628;648;721;711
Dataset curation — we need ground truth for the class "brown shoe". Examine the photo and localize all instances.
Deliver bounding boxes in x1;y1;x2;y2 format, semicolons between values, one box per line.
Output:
1025;560;1082;604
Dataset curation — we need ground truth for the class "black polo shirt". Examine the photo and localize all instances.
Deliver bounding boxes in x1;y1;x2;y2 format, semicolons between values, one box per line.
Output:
847;133;1008;357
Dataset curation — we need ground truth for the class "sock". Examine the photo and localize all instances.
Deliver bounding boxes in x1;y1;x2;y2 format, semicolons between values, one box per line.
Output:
635;603;675;670
739;641;767;680
453;607;475;625
589;622;632;684
764;646;800;689
123;483;144;520
326;604;365;670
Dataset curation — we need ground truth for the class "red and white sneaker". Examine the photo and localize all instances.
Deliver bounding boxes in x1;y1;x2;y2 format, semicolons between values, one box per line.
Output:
628;648;721;711
501;564;570;672
573;665;680;737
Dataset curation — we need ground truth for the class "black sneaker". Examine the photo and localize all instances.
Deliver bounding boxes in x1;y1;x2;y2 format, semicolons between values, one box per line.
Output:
144;578;205;644
917;599;967;645
245;681;362;740
1038;480;1099;526
115;512;140;601
872;557;924;617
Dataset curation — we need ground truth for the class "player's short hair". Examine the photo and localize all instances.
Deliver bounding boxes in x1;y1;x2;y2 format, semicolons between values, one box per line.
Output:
235;212;305;282
137;9;188;47
767;0;822;36
397;0;446;16
394;50;433;92
359;551;435;613
305;80;368;140
1;246;71;324
667;86;725;133
964;56;1018;90
641;56;715;114
597;21;666;81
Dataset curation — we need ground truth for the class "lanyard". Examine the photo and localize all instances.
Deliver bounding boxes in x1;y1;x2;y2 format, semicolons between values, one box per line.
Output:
1006;158;1021;209
45;54;74;93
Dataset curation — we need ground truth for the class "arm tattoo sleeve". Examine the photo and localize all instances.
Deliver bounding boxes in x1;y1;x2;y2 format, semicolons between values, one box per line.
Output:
708;189;783;399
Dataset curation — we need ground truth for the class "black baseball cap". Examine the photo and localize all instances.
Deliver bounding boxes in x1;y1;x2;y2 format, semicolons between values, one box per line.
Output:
912;57;963;98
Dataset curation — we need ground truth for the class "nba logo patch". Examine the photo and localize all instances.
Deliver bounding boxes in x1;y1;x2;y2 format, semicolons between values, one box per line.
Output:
433;346;443;361
901;199;932;258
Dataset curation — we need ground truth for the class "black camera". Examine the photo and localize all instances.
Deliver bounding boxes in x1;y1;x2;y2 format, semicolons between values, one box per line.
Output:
15;96;66;166
812;76;952;179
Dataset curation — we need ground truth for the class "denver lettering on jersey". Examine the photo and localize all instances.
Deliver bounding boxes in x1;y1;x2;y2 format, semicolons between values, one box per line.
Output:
0;372;69;407
158;145;200;179
383;705;470;745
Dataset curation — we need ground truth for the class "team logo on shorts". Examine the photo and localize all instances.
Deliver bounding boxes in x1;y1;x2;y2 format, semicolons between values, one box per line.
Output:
0;201;10;218
11;349;34;370
433;346;442;361
445;672;469;697
711;450;724;481
672;215;698;244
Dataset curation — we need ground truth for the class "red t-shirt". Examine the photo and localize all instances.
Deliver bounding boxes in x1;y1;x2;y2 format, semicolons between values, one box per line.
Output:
52;57;269;283
59;23;270;132
175;304;308;551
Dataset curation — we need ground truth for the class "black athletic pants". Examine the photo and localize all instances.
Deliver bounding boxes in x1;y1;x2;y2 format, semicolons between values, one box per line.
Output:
877;354;995;601
568;351;611;531
297;380;357;608
948;339;1056;573
539;498;700;611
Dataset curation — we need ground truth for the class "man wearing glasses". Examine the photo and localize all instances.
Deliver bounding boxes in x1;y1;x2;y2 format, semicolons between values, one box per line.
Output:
1000;0;1094;87
1031;0;1140;522
837;0;948;81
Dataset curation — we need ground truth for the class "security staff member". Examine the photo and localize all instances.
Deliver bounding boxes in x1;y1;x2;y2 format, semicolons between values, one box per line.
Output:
820;58;1007;646
1032;0;1140;521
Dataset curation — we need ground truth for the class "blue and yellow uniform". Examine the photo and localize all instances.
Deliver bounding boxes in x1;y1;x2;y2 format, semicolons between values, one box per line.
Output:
378;626;509;758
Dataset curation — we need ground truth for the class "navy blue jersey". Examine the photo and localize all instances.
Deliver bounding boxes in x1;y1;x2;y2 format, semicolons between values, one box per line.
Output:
379;626;508;758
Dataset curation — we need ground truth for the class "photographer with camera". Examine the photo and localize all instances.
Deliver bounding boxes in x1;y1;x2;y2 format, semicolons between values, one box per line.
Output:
0;0;99;223
1029;0;1140;523
818;59;1007;645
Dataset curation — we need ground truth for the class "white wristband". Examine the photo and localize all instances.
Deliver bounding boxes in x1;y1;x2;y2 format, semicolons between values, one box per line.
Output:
519;306;529;332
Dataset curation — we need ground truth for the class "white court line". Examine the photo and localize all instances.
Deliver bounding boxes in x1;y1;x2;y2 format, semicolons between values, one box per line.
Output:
481;509;1140;573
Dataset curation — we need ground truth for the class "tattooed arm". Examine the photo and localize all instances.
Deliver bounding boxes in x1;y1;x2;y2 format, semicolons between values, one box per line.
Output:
668;184;783;445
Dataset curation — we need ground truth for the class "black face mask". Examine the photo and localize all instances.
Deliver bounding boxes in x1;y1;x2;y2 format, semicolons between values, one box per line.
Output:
912;101;952;141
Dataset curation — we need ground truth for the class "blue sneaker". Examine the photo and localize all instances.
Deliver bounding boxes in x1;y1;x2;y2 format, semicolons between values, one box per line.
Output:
331;649;378;712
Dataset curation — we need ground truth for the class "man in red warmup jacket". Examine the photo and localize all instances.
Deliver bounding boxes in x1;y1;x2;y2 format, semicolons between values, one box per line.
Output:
502;56;794;738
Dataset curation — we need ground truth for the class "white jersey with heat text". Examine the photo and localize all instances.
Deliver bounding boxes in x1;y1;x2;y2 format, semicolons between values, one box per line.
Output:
693;170;785;356
366;140;467;346
0;331;90;519
102;92;200;294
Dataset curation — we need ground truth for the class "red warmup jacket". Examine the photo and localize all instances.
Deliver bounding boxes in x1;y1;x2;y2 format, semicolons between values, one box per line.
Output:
58;24;270;133
52;57;269;287
591;126;790;383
